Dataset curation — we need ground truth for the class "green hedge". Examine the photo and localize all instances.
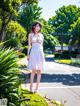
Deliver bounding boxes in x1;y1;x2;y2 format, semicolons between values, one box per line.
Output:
54;50;79;59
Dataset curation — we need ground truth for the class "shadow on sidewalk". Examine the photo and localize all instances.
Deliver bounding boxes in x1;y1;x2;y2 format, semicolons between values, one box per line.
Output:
21;72;80;86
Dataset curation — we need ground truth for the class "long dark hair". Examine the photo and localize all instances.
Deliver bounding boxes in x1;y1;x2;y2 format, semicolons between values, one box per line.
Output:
31;21;42;33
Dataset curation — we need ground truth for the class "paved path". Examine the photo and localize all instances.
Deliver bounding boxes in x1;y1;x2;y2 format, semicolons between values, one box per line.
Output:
20;56;80;106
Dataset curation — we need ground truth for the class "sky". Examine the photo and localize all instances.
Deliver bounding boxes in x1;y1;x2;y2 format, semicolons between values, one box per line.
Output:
38;0;80;20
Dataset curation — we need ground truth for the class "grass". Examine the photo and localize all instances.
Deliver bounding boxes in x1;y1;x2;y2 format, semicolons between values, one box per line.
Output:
20;88;48;106
56;59;71;64
20;89;65;106
56;58;80;67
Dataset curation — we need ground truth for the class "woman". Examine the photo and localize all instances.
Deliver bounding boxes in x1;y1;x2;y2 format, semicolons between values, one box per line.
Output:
27;21;45;93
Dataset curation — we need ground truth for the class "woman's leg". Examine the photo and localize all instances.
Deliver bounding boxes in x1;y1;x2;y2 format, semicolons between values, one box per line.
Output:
34;70;41;92
30;70;35;92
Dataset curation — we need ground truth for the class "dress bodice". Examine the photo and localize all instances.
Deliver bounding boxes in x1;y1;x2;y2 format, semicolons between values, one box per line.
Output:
30;33;44;46
27;33;44;56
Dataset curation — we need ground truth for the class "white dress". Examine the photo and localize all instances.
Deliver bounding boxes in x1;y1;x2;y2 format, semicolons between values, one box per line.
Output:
27;33;45;71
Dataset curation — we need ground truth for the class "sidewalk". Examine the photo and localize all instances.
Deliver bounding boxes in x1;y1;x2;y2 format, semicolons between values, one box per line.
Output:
19;56;80;106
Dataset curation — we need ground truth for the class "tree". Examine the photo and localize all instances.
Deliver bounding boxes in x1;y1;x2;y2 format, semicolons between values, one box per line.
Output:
70;17;80;45
0;0;38;41
48;5;80;50
40;18;59;51
6;20;27;42
18;3;42;34
2;20;27;48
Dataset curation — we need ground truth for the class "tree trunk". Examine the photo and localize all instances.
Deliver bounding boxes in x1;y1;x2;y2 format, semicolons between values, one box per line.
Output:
0;22;6;42
61;43;63;51
0;14;12;42
60;33;64;52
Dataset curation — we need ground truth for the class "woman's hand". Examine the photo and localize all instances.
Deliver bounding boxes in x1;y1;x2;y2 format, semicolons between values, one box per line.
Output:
27;55;30;61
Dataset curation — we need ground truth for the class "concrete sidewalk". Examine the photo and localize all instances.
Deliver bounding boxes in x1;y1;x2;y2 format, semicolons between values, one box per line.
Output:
39;86;80;106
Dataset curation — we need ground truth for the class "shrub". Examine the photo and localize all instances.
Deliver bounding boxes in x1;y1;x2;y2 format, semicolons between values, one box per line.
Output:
0;47;21;106
54;50;79;59
4;38;20;48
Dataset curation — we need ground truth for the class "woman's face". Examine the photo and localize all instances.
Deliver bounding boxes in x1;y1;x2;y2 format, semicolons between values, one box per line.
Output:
34;24;41;33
